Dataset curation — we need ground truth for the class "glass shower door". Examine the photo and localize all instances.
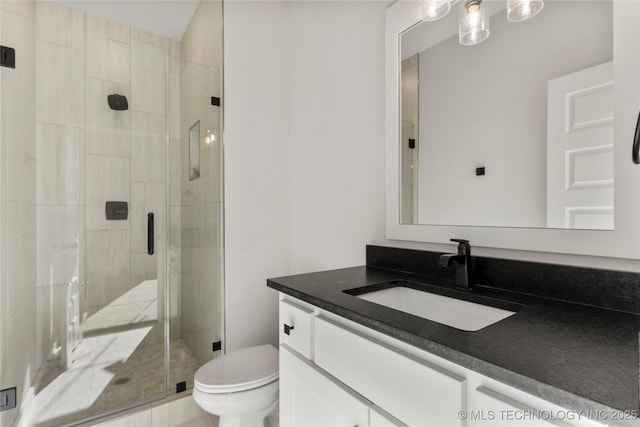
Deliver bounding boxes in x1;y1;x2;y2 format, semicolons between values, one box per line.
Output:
0;0;223;425
25;3;169;425
168;57;224;391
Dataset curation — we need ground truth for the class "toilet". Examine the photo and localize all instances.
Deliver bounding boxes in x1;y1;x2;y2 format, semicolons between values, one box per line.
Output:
193;344;279;427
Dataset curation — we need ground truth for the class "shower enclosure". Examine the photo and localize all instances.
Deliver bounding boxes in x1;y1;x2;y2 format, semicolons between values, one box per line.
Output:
0;1;224;426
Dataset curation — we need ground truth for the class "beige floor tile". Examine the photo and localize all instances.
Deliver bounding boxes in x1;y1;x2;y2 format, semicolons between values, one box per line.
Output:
30;338;201;427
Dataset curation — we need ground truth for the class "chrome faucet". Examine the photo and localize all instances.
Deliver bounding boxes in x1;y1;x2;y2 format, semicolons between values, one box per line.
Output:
439;239;473;290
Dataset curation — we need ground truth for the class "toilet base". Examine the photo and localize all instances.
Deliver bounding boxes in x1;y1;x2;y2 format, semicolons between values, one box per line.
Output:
218;400;278;427
193;380;279;427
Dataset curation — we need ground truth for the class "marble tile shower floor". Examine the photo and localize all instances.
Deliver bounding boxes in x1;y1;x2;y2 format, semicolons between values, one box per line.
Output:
27;336;201;427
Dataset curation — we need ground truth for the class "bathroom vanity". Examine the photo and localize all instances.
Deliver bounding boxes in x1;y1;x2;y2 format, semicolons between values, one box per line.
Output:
269;6;640;420
268;246;640;427
267;1;640;424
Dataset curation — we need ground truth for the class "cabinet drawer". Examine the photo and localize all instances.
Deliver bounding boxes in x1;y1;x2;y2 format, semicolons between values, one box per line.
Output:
279;299;314;358
370;406;410;427
315;316;466;427
475;387;571;427
280;345;370;427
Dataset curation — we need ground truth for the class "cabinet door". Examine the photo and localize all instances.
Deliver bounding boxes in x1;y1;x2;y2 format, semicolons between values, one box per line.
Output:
474;387;571;427
370;406;410;427
280;345;370;427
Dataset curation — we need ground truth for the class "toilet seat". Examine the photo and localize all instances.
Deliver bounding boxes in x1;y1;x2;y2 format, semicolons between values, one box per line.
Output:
194;344;279;393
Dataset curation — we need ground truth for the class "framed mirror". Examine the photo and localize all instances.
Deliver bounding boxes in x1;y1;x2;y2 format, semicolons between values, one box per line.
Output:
385;0;640;258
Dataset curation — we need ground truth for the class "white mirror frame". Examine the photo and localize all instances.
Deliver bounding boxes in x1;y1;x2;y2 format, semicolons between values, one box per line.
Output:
385;0;640;259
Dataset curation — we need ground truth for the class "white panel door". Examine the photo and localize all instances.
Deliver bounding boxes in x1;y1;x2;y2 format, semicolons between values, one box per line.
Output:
279;345;370;427
547;61;614;229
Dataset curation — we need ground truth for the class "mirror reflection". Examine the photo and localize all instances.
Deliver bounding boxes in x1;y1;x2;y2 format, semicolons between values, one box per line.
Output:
400;0;614;230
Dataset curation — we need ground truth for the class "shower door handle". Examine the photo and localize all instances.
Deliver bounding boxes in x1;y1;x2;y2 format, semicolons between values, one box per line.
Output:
633;109;640;164
147;213;154;255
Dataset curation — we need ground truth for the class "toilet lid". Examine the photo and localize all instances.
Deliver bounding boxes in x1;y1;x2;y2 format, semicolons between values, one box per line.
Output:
194;344;279;393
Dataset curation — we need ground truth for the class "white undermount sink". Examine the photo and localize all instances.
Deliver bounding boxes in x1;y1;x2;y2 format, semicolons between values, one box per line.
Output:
355;286;516;331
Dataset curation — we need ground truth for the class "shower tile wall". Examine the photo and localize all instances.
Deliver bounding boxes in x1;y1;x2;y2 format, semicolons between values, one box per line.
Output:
0;1;223;422
0;2;38;426
33;1;172;370
177;0;223;365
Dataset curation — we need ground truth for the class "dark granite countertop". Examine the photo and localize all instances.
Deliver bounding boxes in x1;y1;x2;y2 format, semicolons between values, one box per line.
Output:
267;265;640;426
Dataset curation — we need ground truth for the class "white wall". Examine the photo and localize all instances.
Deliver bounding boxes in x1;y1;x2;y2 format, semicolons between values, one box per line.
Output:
224;0;387;351
224;0;292;351
287;1;387;274
224;0;640;356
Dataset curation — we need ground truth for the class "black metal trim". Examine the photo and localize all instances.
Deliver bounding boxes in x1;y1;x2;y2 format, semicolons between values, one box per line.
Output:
0;46;15;69
0;387;17;411
147;213;154;255
633;109;640;164
105;201;128;220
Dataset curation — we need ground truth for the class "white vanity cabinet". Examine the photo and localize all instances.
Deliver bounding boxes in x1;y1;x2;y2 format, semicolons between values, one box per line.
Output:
278;295;604;427
314;315;466;427
280;345;370;426
370;407;410;427
473;387;571;427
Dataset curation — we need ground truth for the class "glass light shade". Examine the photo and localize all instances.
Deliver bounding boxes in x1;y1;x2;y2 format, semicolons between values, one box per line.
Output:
458;1;489;46
507;0;544;22
418;0;451;21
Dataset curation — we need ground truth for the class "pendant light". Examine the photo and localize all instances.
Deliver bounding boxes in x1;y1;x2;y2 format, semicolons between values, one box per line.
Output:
418;0;452;21
459;0;489;46
416;0;544;46
507;0;544;22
